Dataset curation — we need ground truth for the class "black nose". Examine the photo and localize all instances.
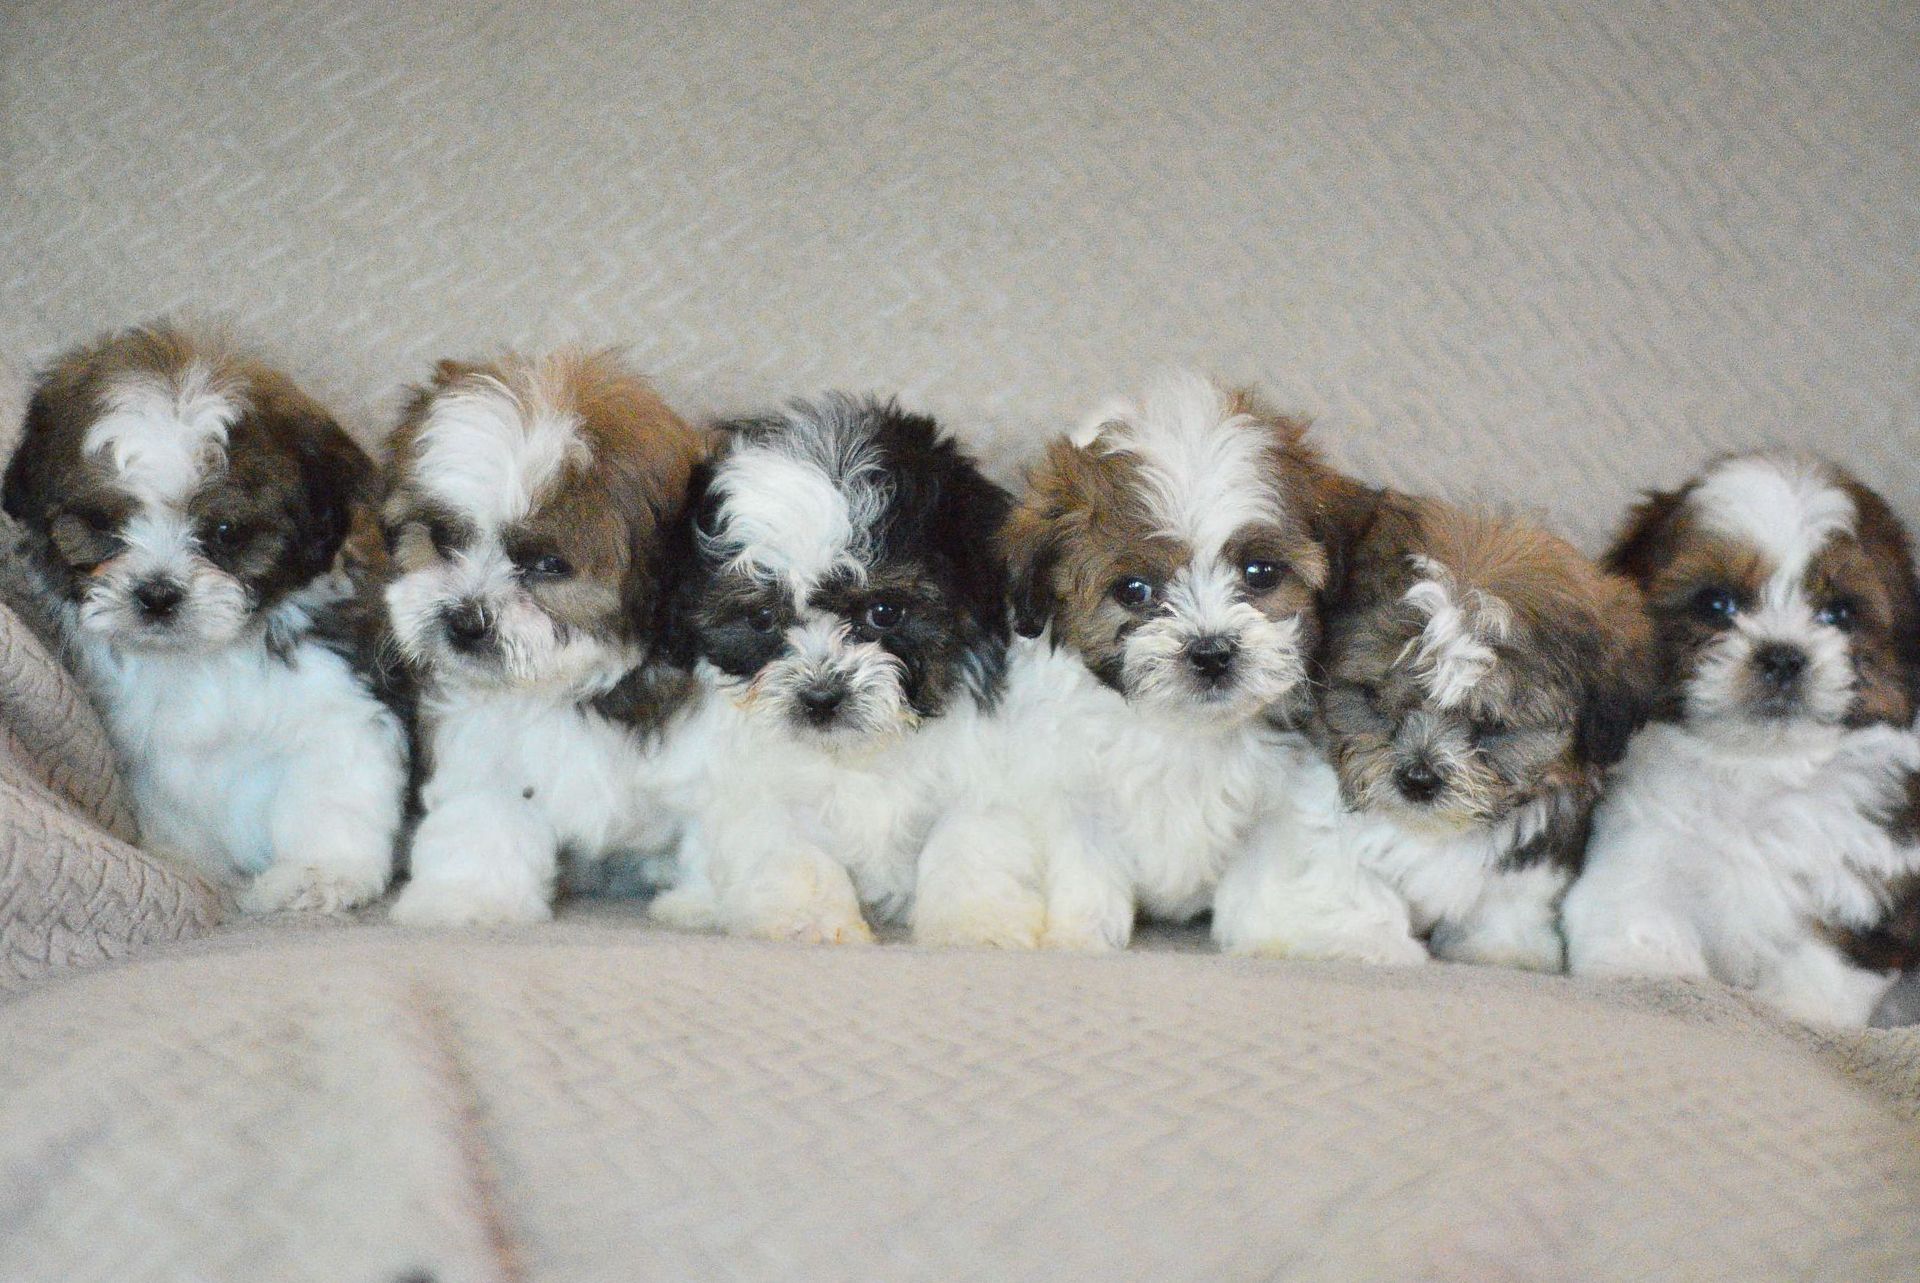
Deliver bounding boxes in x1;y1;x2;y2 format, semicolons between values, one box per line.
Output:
1395;761;1444;804
1188;636;1237;682
797;683;846;726
1754;642;1807;690
443;601;491;651
132;579;184;620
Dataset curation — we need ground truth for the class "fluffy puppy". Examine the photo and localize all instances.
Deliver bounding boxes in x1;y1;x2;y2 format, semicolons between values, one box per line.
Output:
1212;495;1653;968
1;322;407;912
649;394;1010;943
383;351;706;926
910;372;1360;951
1563;452;1920;1025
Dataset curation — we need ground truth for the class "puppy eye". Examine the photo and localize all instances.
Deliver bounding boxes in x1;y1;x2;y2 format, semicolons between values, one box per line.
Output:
1241;560;1284;593
202;519;246;551
1469;718;1511;746
862;599;905;632
1110;576;1157;610
425;518;458;557
1816;599;1856;631
1355;682;1385;712
747;605;780;634
519;553;574;580
1690;586;1741;625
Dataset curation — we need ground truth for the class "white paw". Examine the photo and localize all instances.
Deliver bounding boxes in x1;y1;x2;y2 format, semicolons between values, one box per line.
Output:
388;878;553;927
240;861;388;916
1431;923;1566;973
649;886;720;932
1038;915;1128;952
913;898;1046;950
1228;926;1430;967
735;902;875;946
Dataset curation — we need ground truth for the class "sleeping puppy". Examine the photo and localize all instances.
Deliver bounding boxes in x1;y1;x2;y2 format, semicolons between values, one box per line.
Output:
1212;495;1653;968
649;394;1011;943
1;322;407;913
1563;452;1920;1025
911;372;1362;951
383;351;706;926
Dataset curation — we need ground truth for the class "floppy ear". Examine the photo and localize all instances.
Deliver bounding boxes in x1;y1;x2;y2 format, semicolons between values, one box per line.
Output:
1002;498;1062;640
3;389;62;528
1574;579;1658;768
655;460;716;667
1310;471;1386;607
288;408;376;581
1603;485;1690;586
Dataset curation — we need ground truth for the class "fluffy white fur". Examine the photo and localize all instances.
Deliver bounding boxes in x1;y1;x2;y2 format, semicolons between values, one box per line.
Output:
1212;741;1570;970
912;374;1309;950
1563;720;1920;1025
1400;558;1513;711
51;366;406;912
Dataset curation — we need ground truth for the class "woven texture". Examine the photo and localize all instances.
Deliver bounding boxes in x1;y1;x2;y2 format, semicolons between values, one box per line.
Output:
3;923;1919;1283
4;1;1920;1278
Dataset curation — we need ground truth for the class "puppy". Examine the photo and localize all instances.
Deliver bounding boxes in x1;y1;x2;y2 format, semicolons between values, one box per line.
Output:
1212;495;1653;968
911;372;1360;951
382;351;705;926
1;322;407;912
1563;452;1920;1025
649;394;1011;943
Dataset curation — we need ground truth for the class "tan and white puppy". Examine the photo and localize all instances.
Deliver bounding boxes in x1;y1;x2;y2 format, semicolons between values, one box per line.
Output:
382;351;706;926
1213;496;1653;968
1562;452;1920;1024
912;372;1363;950
2;323;407;912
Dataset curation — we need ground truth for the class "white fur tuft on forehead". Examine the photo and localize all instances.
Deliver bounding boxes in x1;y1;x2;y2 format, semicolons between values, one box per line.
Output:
85;363;242;505
413;365;592;530
1079;371;1283;556
707;397;888;589
1692;453;1856;582
1400;555;1514;709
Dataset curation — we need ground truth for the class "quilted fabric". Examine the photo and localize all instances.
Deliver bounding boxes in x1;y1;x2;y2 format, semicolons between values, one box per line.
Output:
3;923;1919;1283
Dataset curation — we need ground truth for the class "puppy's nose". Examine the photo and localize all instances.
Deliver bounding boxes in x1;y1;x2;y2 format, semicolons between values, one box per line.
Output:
443;601;491;651
1187;636;1237;682
132;578;184;620
797;682;846;726
1395;761;1444;804
1753;642;1807;690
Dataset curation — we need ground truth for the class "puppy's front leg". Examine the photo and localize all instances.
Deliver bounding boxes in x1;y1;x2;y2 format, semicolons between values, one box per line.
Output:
390;790;561;926
1753;940;1896;1028
242;717;408;915
1429;864;1569;972
912;804;1046;949
706;806;873;945
1038;817;1136;952
1213;810;1427;965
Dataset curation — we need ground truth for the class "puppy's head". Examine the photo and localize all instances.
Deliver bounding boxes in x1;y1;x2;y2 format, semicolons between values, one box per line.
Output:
1605;452;1920;746
1004;372;1361;725
668;395;1010;749
2;323;372;654
1320;497;1654;831
381;351;703;694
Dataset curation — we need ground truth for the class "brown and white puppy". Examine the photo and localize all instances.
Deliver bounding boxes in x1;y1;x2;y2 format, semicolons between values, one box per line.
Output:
910;371;1365;951
1213;494;1653;968
1;322;407;912
382;350;707;926
1563;451;1920;1025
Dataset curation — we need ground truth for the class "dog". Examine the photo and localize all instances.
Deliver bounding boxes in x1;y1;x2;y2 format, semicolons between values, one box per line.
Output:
1212;494;1653;968
1;322;408;913
1561;451;1920;1024
910;371;1364;951
647;393;1012;943
382;350;706;926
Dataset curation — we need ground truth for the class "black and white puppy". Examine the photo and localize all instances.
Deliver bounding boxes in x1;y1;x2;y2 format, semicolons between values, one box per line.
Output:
1563;452;1920;1025
650;394;1011;943
382;351;706;926
2;322;407;912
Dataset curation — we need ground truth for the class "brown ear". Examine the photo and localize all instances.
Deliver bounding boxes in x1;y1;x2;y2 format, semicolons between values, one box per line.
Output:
1309;469;1388;606
1575;575;1658;767
286;406;376;581
1604;485;1693;586
1845;478;1920;699
1002;497;1062;639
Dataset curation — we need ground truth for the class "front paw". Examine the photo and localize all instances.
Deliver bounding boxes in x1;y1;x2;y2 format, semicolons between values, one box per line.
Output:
1431;922;1565;973
388;877;553;927
736;904;875;946
913;897;1046;950
1227;925;1430;967
1038;914;1128;952
240;860;388;916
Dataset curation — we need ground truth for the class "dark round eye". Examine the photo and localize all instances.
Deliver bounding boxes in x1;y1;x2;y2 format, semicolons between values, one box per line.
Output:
1817;599;1856;631
425;518;458;557
523;553;573;579
1691;586;1740;624
203;519;242;550
747;605;779;634
1111;576;1157;609
862;599;904;632
1469;718;1510;746
1242;559;1282;593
